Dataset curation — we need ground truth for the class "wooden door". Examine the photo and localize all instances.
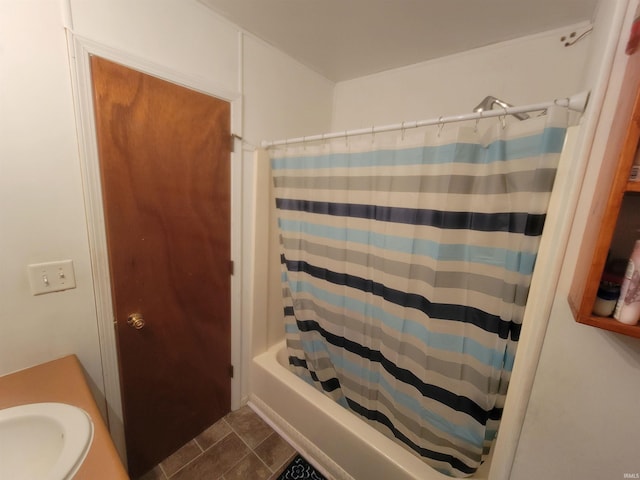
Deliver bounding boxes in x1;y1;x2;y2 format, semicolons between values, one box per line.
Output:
90;56;231;478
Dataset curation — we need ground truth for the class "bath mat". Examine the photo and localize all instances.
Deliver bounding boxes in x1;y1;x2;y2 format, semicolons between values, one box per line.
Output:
277;455;327;480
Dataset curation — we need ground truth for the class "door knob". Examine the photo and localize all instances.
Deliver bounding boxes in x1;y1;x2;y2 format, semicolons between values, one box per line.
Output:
127;313;145;330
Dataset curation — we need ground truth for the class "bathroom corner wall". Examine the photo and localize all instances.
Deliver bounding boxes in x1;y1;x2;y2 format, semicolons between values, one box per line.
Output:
68;0;240;91
330;23;591;131
327;16;633;479
511;1;640;478
241;32;334;367
0;0;333;426
71;0;334;401
0;0;103;392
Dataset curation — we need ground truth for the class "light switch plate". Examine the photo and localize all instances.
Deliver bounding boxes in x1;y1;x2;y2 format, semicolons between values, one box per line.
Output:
27;260;76;295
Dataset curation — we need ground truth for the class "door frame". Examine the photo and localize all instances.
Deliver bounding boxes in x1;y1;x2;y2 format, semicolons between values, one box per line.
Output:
65;32;244;461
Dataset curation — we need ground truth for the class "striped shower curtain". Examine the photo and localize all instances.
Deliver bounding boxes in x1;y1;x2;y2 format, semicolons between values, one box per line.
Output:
269;106;568;477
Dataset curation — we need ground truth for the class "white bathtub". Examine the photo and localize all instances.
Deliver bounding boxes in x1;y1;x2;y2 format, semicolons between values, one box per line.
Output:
249;340;492;480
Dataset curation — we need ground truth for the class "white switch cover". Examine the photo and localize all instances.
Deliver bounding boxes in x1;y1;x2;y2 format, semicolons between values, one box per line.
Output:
27;260;76;295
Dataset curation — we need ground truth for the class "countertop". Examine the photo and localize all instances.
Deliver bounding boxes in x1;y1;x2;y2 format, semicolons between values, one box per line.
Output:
0;354;129;479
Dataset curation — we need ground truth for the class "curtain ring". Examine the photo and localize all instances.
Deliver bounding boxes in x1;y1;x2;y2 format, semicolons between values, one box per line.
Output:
437;117;444;137
500;107;507;129
474;110;482;133
371;126;375;144
401;121;406;141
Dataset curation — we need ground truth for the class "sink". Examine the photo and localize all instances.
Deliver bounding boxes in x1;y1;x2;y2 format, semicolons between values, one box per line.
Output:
0;402;94;480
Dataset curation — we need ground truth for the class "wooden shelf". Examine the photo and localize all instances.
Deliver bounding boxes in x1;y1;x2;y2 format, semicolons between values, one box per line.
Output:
568;52;640;339
579;315;640;338
626;181;640;193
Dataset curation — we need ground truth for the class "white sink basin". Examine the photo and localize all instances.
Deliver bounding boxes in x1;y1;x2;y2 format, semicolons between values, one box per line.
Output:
0;402;94;480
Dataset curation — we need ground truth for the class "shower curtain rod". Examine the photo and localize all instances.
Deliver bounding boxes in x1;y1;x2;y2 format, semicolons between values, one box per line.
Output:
260;91;590;149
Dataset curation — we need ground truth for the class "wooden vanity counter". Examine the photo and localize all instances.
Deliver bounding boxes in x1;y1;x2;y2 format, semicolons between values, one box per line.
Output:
0;355;129;479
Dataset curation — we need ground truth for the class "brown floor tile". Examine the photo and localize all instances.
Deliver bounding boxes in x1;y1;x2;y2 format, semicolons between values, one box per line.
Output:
142;405;305;479
171;432;250;480
222;452;272;480
196;418;232;450
254;432;296;471
267;467;286;480
160;440;202;477
224;405;274;449
267;454;299;480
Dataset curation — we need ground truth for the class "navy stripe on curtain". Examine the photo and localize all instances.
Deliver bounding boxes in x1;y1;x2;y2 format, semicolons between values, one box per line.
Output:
276;199;547;236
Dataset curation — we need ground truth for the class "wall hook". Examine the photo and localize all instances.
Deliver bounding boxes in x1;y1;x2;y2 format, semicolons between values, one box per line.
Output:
560;26;593;47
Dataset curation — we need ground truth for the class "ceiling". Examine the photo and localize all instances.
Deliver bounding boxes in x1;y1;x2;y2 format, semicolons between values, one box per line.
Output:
199;0;598;82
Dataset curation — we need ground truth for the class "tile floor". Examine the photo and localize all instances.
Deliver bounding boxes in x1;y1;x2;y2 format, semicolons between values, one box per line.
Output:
137;405;298;480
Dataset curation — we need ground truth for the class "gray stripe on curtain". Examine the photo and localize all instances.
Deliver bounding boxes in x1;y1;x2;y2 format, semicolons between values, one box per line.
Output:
274;169;558;194
283;237;530;305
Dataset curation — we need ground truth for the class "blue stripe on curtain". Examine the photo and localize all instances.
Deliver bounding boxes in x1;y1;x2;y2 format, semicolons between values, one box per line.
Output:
272;111;568;477
278;219;538;275
284;305;513;370
284;258;521;341
272;127;566;170
291;325;494;426
346;399;478;476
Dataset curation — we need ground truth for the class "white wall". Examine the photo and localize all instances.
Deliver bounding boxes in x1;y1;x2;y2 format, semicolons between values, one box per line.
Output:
241;33;333;389
325;12;640;479
0;0;332;433
0;0;103;394
511;1;640;477
69;0;239;91
242;35;334;146
331;24;592;131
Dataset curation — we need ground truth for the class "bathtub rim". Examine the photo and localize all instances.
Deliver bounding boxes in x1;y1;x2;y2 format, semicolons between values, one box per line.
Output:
247;396;346;480
250;339;491;480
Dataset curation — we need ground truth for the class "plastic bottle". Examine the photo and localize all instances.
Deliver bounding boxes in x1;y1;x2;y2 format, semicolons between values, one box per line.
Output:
629;145;640;181
593;282;621;317
613;239;640;325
